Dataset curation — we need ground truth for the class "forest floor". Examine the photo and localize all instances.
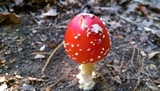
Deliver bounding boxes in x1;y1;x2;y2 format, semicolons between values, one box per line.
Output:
0;0;160;91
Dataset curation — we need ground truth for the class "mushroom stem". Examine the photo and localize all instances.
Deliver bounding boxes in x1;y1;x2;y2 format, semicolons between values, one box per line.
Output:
81;63;94;76
76;63;96;90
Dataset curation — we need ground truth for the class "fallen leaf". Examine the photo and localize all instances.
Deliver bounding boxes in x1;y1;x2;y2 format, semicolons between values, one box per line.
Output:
0;59;6;64
41;8;59;18
135;5;148;16
28;77;43;82
134;0;160;13
0;84;8;91
139;32;149;43
0;12;20;24
40;45;46;51
34;54;45;59
140;51;147;56
15;75;23;79
148;51;160;59
117;35;124;39
0;76;6;83
146;64;157;76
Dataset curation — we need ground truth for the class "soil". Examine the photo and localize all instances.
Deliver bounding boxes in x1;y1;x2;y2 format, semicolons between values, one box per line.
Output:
0;0;160;91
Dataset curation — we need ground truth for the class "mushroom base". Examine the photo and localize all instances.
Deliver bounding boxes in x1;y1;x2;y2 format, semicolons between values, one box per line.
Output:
76;63;96;90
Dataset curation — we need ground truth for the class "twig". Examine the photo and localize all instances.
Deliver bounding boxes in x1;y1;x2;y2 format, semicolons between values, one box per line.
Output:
133;76;141;91
31;52;49;55
120;50;126;67
140;57;145;71
146;75;157;88
139;57;158;90
137;48;142;68
130;43;136;67
41;41;64;73
137;48;140;61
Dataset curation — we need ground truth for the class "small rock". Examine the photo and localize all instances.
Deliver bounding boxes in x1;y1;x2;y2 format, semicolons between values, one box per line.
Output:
40;45;46;51
34;54;45;59
140;51;147;56
0;69;3;74
22;83;35;91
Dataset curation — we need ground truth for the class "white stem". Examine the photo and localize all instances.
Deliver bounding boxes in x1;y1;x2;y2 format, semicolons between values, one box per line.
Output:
76;63;96;90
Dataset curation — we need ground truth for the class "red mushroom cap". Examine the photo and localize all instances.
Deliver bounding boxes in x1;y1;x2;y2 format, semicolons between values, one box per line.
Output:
64;13;111;64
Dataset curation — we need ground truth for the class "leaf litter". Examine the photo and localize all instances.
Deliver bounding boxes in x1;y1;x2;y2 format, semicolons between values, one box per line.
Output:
0;0;160;91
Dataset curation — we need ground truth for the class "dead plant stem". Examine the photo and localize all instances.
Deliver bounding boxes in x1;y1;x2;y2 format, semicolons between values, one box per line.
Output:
42;41;64;73
130;44;136;66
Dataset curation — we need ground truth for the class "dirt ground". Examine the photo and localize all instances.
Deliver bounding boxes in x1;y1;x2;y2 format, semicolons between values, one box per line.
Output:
0;0;160;91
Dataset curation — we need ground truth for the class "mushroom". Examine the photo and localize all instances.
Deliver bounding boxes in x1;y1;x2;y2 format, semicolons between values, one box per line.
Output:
64;13;111;90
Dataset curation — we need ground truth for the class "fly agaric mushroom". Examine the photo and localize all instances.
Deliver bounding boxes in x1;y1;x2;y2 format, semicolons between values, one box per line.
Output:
64;13;111;90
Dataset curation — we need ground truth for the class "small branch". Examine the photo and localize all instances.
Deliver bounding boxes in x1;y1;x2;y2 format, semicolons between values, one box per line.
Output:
120;50;126;67
133;76;140;91
137;48;140;61
41;41;64;73
130;43;136;67
139;57;158;90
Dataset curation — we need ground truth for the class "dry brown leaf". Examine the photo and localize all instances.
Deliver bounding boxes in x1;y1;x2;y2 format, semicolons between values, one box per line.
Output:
0;59;6;64
135;5;148;16
117;35;124;39
0;12;20;24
